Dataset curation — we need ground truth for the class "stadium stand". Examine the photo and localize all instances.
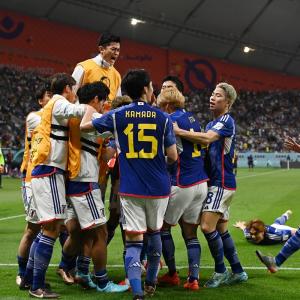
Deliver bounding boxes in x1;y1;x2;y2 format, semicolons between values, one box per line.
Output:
1;66;300;153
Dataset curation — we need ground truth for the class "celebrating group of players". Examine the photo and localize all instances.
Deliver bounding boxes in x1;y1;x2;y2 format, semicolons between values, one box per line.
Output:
16;32;249;299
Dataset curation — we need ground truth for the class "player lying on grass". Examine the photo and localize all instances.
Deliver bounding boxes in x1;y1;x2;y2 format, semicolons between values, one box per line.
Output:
256;136;300;273
234;210;296;245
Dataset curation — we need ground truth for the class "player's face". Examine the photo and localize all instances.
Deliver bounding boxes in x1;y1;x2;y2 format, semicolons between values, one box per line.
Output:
99;42;120;66
251;231;264;243
65;85;77;103
39;91;51;108
161;81;176;93
209;87;229;114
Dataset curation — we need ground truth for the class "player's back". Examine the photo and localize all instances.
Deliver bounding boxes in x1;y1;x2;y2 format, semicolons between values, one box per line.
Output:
114;101;174;198
169;109;208;187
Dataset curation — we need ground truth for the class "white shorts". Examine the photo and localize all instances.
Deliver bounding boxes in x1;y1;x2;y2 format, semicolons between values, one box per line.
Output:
201;186;235;221
67;188;107;230
164;182;208;225
21;181;39;224
31;173;67;223
120;196;169;233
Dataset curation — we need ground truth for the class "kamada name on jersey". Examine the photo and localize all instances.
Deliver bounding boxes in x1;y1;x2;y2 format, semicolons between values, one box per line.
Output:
125;110;156;118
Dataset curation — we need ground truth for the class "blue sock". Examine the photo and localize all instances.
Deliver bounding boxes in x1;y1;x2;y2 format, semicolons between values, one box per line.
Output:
161;230;176;275
145;231;162;286
140;234;148;262
274;214;288;225
24;232;42;285
32;234;55;290
95;269;109;288
17;255;28;277
185;238;200;282
58;230;68;248
276;229;300;266
204;231;226;273
220;231;244;273
76;255;91;275
125;241;143;297
58;250;76;271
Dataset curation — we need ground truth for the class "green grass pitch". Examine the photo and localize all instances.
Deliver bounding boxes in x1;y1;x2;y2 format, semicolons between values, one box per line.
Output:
1;168;300;299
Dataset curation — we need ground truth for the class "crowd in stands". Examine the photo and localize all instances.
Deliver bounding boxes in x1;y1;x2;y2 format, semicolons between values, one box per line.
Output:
1;66;300;153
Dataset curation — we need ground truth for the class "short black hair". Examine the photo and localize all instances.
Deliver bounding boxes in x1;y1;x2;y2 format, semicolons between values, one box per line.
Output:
36;80;51;101
162;75;184;93
121;69;151;100
77;81;110;104
50;73;76;95
35;86;48;102
98;32;121;47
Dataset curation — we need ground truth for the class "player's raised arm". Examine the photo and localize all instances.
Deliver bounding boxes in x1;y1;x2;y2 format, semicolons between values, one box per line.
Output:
284;136;300;153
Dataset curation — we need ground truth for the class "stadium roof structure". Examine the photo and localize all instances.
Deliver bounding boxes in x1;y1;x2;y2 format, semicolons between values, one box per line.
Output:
2;0;300;77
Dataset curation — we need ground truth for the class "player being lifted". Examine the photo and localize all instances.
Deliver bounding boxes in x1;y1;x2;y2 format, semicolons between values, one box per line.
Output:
174;82;248;287
80;69;178;300
157;88;208;290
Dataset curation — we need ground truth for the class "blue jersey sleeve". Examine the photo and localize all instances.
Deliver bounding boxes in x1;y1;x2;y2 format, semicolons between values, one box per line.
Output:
164;116;176;148
92;111;114;134
209;115;234;138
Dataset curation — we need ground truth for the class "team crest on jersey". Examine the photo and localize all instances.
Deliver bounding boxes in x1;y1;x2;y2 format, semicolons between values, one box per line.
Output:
188;116;195;123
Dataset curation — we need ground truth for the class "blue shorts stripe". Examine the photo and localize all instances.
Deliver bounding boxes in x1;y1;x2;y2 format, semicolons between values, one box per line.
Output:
86;193;97;220
215;188;224;210
52;174;61;214
49;175;58;214
212;187;221;209
87;192;100;219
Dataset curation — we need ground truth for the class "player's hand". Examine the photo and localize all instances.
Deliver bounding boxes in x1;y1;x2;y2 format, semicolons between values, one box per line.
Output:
284;136;300;152
0;165;4;174
233;221;246;230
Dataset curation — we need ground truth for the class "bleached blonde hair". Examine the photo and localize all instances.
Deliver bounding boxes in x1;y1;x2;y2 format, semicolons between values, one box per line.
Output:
216;82;237;108
157;87;185;109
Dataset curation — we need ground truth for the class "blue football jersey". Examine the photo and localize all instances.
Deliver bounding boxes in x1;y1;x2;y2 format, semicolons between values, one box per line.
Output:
92;101;176;198
205;113;236;189
169;109;208;187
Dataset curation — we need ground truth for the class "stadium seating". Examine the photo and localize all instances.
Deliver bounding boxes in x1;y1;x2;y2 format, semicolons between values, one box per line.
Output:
1;66;299;153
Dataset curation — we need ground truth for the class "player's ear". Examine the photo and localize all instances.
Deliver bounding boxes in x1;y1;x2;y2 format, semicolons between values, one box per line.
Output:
98;45;104;53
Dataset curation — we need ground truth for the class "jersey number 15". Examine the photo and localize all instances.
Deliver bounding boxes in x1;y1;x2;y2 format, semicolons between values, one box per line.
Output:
124;123;158;159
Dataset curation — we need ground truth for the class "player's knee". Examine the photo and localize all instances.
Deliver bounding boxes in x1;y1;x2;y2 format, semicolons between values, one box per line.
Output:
65;219;80;236
200;221;214;234
97;224;108;241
